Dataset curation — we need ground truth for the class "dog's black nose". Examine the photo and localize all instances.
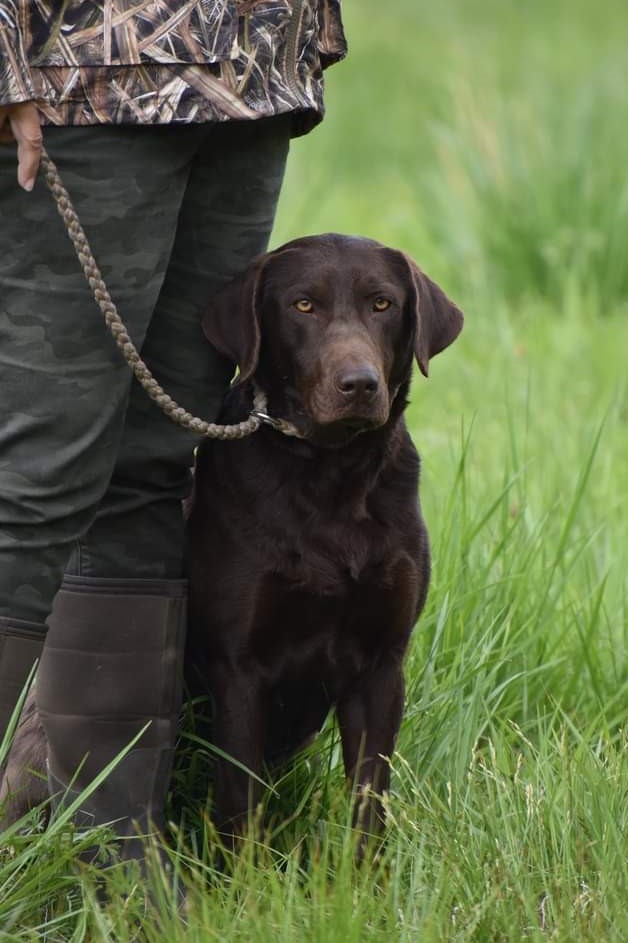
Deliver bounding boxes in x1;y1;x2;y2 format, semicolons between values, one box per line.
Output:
336;367;380;398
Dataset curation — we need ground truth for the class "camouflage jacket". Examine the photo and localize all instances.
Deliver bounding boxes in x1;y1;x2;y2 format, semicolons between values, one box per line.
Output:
0;1;346;134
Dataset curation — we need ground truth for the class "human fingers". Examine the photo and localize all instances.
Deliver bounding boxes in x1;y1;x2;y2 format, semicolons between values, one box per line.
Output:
4;102;43;191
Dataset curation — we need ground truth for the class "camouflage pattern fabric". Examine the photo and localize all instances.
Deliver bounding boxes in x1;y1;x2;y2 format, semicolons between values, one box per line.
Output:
0;1;346;132
0;117;289;622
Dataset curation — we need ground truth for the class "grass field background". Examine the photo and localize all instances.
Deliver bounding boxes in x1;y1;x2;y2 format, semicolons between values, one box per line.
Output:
2;1;627;939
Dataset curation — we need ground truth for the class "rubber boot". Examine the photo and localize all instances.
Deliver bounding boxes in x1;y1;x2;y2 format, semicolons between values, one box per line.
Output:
36;576;187;862
0;617;45;741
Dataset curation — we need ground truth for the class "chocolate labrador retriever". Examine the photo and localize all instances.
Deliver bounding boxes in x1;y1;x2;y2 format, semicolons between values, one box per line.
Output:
0;234;463;844
186;233;463;839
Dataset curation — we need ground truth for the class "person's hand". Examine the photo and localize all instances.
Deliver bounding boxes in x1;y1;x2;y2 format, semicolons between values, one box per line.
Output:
0;101;43;191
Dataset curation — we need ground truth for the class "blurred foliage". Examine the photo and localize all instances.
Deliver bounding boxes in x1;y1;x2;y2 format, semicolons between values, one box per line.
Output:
276;0;628;312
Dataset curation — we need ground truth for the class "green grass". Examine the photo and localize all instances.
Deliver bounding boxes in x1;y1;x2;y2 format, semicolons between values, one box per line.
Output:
2;0;628;938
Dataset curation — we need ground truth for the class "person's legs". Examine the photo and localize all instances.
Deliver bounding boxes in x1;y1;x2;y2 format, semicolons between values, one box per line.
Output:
0;124;204;736
34;117;290;848
69;116;291;580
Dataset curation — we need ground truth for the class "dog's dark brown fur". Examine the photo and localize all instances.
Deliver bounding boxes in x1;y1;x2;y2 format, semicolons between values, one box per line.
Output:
186;234;463;838
0;234;463;840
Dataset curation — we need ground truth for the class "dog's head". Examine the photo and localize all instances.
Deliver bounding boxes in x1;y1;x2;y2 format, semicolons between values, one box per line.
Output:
202;234;463;443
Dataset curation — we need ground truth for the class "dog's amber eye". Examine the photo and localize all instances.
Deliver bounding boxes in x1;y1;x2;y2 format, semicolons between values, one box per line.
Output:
294;299;314;313
373;297;391;311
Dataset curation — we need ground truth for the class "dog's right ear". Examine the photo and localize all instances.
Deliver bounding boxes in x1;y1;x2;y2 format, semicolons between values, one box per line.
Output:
201;255;268;386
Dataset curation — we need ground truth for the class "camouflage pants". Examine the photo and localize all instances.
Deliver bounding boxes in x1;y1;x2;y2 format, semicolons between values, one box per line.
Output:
0;118;289;623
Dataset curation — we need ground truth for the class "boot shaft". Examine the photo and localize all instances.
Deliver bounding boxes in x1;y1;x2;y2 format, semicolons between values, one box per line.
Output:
37;577;188;844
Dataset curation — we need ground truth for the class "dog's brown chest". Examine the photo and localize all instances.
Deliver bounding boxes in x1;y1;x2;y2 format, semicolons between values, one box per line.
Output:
246;546;420;689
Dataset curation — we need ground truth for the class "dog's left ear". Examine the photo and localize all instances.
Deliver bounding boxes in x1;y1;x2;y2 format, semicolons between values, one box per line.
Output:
397;254;464;377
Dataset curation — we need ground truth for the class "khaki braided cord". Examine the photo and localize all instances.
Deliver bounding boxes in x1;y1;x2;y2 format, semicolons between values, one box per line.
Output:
39;147;277;440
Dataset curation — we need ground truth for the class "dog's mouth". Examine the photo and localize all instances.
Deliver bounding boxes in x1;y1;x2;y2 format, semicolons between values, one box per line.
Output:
306;413;387;448
336;415;383;432
258;381;390;446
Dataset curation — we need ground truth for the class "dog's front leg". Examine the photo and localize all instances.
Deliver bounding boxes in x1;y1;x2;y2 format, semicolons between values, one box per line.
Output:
336;654;405;840
208;663;266;844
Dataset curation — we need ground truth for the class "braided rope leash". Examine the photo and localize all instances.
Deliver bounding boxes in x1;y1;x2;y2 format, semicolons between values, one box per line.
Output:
39;147;301;440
